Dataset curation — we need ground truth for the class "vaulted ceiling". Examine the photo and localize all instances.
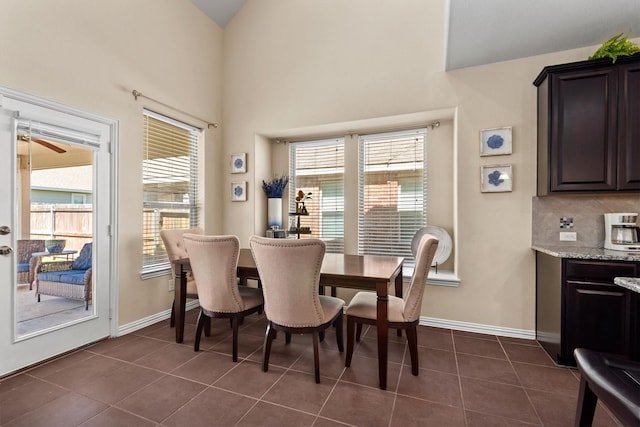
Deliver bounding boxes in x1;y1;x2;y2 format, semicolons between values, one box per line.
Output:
191;0;640;70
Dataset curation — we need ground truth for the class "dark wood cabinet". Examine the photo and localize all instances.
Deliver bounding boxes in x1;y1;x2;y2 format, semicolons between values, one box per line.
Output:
535;55;640;194
536;253;639;366
618;61;640;190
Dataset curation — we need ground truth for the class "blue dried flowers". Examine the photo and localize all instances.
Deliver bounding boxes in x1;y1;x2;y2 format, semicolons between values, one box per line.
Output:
262;174;289;198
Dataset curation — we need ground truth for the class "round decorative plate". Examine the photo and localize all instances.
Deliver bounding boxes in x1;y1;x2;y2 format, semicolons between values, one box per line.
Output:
411;226;452;266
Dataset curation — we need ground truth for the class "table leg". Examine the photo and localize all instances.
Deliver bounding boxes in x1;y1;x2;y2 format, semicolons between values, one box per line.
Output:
174;269;186;343
376;280;389;390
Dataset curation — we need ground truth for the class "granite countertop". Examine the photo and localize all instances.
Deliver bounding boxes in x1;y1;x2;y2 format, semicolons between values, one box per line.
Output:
614;277;640;293
532;245;640;262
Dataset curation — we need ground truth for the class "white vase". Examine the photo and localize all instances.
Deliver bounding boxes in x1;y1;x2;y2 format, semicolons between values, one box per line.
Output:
267;198;282;229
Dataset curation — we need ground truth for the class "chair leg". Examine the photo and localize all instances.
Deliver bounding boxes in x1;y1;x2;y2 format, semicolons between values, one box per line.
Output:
204;316;211;337
170;299;176;327
312;331;320;383
335;312;344;353
285;333;292;344
575;377;598;427
194;310;206;352
262;322;276;372
355;322;363;342
231;317;239;362
345;316;355;367
407;326;419;375
319;331;325;342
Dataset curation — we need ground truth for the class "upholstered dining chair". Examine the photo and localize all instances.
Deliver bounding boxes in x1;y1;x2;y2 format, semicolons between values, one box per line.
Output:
345;233;438;376
249;236;344;383
183;234;263;361
160;227;203;327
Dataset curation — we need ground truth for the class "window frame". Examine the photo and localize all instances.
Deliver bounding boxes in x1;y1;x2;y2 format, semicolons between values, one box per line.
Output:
288;138;345;253
141;109;200;279
357;128;427;265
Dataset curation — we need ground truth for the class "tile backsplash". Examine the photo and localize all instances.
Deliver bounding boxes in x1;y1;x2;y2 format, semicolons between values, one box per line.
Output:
532;195;640;247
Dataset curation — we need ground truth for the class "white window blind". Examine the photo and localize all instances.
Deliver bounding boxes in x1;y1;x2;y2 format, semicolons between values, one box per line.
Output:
289;138;345;253
358;128;427;263
142;110;200;277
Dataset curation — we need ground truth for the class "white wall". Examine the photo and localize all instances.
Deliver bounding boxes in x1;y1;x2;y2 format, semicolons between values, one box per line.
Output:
0;0;628;332
221;0;617;331
0;0;224;324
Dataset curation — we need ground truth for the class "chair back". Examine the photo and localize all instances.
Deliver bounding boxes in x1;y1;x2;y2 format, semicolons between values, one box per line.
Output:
403;234;439;322
160;228;203;275
71;242;93;270
249;236;326;327
17;239;45;264
183;234;243;313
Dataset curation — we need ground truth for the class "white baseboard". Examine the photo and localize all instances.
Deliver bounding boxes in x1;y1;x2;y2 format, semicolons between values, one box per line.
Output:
117;302;534;342
420;316;536;340
117;300;200;336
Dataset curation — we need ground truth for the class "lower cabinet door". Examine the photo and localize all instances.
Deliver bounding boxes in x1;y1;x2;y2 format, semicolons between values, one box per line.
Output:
563;281;631;363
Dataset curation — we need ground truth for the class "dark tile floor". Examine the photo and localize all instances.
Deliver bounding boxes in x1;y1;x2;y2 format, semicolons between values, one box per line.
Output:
0;310;623;426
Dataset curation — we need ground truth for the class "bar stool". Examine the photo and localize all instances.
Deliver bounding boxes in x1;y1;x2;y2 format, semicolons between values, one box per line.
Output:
573;348;640;427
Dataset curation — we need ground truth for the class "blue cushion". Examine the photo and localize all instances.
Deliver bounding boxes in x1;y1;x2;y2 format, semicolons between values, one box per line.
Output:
38;270;87;285
72;243;92;270
17;263;29;273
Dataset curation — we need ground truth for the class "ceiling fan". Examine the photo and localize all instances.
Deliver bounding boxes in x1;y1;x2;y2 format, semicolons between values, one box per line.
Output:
17;134;67;153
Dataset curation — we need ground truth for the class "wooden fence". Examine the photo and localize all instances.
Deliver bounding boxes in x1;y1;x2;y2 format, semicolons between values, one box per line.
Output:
29;204;93;251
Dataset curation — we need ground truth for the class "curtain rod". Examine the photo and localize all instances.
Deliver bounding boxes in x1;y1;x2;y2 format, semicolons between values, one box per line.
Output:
131;89;218;129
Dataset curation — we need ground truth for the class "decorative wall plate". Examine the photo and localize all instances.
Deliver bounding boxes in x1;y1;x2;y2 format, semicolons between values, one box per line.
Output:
411;226;453;266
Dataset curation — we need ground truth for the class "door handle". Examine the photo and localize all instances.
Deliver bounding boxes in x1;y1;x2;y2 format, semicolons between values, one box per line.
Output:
0;225;10;235
0;245;13;255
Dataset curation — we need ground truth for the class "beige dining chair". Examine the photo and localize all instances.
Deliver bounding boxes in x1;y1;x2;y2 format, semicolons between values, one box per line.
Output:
160;227;203;328
249;236;344;383
183;234;264;361
345;233;439;376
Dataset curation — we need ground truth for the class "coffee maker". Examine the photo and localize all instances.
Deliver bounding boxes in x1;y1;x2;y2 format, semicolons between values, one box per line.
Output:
604;213;640;251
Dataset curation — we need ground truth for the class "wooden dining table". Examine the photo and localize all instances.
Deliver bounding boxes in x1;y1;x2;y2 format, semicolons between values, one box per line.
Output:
173;248;404;390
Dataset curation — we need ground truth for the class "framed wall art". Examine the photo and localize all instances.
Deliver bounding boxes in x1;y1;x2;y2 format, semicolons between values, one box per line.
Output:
230;153;247;173
480;126;512;156
231;181;247;201
481;164;513;193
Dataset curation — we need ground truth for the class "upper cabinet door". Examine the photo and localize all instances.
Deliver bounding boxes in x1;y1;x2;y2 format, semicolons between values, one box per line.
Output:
549;67;618;192
535;55;640;194
618;62;640;191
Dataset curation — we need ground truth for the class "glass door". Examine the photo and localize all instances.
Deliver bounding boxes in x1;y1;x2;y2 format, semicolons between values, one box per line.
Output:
0;89;115;376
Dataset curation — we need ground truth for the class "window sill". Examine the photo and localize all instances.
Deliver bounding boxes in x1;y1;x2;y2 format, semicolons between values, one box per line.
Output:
140;266;171;281
403;267;460;287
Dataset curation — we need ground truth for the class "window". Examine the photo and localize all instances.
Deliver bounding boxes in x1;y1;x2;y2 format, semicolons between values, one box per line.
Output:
71;193;87;204
358;128;427;263
289;138;344;253
142;110;200;277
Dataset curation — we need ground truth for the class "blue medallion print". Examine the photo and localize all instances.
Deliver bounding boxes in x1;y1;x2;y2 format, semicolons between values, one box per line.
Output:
234;157;244;169
488;170;503;187
234;185;244;197
486;134;504;149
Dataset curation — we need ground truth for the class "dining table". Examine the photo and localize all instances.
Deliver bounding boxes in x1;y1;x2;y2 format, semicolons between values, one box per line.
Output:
173;248;404;390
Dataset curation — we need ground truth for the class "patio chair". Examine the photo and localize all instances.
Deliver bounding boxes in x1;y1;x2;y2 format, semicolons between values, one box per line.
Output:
35;242;92;310
16;239;45;289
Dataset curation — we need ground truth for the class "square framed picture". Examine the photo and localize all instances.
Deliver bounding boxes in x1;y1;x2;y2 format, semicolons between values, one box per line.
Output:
230;153;247;173
480;127;512;156
481;164;513;193
231;181;247;201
